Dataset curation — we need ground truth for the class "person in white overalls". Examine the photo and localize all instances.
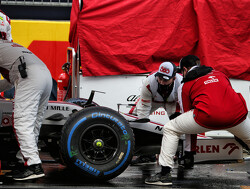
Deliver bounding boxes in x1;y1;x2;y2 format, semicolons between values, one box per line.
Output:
0;7;12;42
0;40;52;181
130;62;196;167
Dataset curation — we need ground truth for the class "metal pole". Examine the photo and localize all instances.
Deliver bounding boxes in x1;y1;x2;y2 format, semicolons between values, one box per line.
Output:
67;47;79;99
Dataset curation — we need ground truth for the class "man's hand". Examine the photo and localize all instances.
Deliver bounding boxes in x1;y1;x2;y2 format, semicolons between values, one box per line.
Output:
130;118;150;123
169;112;181;120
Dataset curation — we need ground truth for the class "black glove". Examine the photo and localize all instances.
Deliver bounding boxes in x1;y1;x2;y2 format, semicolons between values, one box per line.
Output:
130;118;150;123
169;112;181;120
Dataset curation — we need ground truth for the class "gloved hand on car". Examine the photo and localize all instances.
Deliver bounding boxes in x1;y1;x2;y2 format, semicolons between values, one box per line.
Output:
130;118;150;123
169;112;181;120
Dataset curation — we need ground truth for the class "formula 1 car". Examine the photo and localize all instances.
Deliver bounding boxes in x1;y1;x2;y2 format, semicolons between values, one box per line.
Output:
0;91;244;181
0;91;161;181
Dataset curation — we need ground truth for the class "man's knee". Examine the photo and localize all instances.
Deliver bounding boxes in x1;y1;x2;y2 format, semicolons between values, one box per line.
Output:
163;121;178;136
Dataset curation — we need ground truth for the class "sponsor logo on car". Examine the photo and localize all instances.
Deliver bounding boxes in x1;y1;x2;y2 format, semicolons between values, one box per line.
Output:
196;143;240;155
223;143;240;155
155;125;163;132
47;106;70;111
127;95;140;102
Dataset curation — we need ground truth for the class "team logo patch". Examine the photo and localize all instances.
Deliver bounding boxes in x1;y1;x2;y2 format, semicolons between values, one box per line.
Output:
160;66;170;74
204;76;219;85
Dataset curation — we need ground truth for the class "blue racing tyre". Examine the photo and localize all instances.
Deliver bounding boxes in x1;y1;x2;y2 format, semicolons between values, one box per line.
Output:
60;106;134;181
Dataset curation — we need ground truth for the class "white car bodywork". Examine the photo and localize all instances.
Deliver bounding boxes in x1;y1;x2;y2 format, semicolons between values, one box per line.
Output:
79;75;249;128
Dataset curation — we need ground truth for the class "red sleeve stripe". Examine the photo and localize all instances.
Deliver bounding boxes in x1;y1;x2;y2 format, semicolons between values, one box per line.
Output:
141;99;151;103
146;84;152;93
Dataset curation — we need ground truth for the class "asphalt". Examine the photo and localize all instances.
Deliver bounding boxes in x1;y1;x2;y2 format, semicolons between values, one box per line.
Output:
0;152;249;189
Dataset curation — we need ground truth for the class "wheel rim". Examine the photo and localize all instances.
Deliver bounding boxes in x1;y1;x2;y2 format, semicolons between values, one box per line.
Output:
79;124;119;165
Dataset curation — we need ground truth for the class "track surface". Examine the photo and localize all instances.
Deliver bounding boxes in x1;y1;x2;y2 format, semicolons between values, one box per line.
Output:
0;152;249;189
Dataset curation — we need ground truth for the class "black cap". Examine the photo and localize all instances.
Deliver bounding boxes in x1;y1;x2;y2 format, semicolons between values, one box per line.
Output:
178;55;200;72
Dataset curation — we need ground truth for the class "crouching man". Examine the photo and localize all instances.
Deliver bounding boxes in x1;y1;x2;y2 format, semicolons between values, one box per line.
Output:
145;55;250;186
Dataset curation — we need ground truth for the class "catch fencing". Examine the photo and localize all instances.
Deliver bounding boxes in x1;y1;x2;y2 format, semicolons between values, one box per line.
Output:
1;0;72;7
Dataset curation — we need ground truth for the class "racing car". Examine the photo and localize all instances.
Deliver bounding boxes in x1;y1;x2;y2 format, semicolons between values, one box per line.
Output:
0;91;152;181
0;91;244;181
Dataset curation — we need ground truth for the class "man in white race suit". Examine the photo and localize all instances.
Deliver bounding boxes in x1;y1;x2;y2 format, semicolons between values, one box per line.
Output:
0;4;12;41
0;40;52;181
131;61;197;167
